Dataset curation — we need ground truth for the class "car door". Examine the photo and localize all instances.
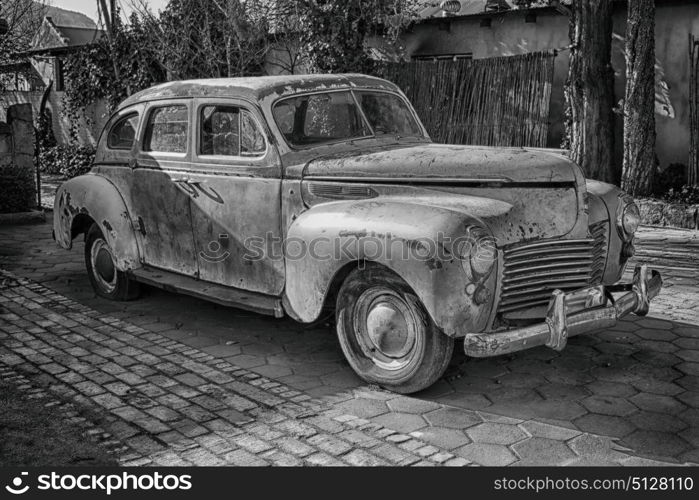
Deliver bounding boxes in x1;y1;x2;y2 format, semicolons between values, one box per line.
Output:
186;98;284;295
129;100;199;277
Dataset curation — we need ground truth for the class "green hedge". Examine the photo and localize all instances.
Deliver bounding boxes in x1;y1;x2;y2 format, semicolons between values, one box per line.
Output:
39;145;95;179
0;164;36;213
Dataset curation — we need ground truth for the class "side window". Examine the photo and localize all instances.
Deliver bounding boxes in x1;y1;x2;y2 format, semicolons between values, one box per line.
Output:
143;105;188;153
241;111;265;156
200;105;265;157
107;113;139;150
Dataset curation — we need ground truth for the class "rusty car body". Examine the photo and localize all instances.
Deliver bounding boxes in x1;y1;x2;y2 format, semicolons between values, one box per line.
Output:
54;74;661;393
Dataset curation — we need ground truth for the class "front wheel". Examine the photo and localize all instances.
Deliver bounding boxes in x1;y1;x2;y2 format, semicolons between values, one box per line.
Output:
85;223;140;301
335;265;454;394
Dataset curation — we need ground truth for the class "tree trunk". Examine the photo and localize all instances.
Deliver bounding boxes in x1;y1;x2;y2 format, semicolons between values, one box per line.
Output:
566;0;616;183
621;0;656;196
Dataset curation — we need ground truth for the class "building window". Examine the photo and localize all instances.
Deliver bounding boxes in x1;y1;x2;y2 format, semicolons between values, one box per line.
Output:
53;58;64;91
412;53;473;62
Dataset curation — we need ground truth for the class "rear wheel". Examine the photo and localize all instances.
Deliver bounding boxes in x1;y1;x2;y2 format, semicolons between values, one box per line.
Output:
85;223;139;301
335;265;454;394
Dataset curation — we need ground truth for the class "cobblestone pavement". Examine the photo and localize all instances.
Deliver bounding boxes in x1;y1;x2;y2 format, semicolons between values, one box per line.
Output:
1;221;698;465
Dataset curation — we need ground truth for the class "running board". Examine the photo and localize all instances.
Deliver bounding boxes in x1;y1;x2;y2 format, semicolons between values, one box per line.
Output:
129;267;284;318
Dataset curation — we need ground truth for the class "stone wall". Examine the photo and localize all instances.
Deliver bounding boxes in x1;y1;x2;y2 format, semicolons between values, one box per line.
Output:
0;103;37;213
638;199;699;230
0;91;107;147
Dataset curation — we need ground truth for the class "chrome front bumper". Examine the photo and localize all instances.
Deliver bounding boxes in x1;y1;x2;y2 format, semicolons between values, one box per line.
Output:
463;264;662;358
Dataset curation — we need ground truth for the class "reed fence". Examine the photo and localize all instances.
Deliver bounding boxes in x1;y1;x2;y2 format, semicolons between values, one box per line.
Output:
377;51;556;148
689;34;699;186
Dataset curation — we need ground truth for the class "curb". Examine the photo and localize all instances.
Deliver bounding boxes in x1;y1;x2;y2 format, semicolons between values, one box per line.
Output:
0;210;46;226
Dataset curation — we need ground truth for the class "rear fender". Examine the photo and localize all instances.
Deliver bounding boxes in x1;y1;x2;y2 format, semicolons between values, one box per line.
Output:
53;174;140;271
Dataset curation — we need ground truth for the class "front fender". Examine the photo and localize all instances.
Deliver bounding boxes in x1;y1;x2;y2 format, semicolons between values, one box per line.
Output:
283;198;500;337
53;173;140;271
586;179;630;283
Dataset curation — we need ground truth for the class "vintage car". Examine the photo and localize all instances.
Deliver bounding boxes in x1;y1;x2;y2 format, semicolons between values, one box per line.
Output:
54;74;662;393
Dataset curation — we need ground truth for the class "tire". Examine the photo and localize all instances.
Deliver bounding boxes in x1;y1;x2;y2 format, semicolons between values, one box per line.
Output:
335;265;454;394
85;223;140;301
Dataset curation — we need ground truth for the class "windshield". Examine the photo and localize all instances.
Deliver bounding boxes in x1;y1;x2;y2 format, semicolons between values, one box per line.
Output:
272;90;423;147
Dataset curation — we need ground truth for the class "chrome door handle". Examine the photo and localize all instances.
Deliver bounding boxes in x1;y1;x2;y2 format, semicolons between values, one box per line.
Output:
173;178;199;198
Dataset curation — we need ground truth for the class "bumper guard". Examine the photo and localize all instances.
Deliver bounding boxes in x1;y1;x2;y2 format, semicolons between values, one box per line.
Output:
463;264;662;358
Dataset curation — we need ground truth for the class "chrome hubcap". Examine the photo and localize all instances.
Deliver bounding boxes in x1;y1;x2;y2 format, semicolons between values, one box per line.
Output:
91;238;117;293
354;289;420;371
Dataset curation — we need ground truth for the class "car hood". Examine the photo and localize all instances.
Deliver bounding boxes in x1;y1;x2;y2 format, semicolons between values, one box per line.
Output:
301;144;589;245
302;143;580;185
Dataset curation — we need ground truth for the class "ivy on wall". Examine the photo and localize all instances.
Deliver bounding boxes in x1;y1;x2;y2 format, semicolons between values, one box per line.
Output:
298;0;421;74
62;12;166;139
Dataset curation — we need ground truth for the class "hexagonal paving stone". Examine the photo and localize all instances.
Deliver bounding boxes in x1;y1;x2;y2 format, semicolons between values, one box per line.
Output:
335;398;390;419
512;437;577;466
225;354;266;369
581;395;637;416
568;433;628;463
676;348;699;364
434;392;492;411
630;378;683;397
629;411;689;433
537;383;591;402
520;421;581;441
677;376;699;392
639;318;675;330
409;427;471;450
674;325;699;337
674;338;699;350
634;328;676;341
492;372;547;389
677;391;699;409
447;375;497;393
621;430;691;458
594;342;638;356
677;362;699;377
679;427;699;448
320;370;362;389
488;387;543;404
527;400;589;421
630;392;687;415
453;442;517;466
240;343;284;356
586;380;637;398
573;414;635;439
386;397;441;414
460;360;509;379
250;364;293;379
424;407;483;429
372;412;427;434
636;350;685;370
465;422;528;445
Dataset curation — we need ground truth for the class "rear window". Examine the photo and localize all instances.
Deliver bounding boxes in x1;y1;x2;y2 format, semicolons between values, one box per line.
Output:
107;113;139;150
143;105;188;153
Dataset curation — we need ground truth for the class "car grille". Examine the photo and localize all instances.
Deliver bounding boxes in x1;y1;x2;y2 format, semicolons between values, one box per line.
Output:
497;238;596;315
589;221;609;285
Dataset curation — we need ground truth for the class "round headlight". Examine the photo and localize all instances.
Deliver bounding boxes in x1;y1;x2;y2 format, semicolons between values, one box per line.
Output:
619;202;640;240
459;228;497;276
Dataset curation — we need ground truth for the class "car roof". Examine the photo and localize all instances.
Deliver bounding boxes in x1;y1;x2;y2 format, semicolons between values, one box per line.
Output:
118;74;401;110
